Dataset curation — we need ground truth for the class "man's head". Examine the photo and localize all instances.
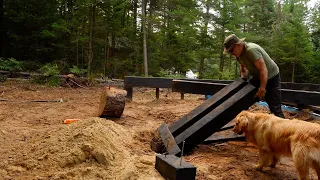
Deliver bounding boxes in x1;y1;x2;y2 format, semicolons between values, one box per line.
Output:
223;34;245;55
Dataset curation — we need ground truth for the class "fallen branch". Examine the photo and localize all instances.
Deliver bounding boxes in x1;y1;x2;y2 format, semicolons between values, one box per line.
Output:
69;79;86;88
0;98;64;103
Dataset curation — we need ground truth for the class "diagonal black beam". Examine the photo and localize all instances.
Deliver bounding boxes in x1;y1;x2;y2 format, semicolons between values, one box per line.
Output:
174;84;257;155
158;78;249;155
169;78;246;137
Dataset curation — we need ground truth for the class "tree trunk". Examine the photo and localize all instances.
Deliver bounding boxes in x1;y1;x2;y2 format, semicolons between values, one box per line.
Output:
98;87;127;118
0;0;3;57
199;58;204;79
142;0;148;77
104;31;109;77
147;0;154;69
199;1;210;79
291;62;295;83
76;30;79;66
133;0;137;30
87;5;94;77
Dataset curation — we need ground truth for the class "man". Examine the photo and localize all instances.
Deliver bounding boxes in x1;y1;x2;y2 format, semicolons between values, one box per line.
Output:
223;34;285;118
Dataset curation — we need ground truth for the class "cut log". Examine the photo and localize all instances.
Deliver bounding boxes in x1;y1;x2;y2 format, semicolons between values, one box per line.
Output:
98;87;127;118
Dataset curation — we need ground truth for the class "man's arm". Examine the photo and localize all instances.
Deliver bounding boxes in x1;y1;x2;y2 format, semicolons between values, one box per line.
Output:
240;64;248;79
254;58;268;97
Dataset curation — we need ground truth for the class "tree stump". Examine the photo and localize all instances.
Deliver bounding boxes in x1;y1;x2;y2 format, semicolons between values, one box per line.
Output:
98;87;127;118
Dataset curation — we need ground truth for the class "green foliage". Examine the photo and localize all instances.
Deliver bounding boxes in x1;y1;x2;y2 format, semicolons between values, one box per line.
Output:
33;63;62;86
46;76;61;87
20;61;41;71
0;58;23;72
32;76;61;87
69;66;87;76
1;0;320;83
39;63;60;76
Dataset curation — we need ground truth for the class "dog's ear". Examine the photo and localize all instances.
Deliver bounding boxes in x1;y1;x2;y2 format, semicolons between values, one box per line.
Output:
245;111;255;120
238;115;249;131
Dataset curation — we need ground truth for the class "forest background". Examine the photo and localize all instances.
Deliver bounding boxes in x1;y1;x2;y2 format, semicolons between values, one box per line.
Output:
0;0;319;83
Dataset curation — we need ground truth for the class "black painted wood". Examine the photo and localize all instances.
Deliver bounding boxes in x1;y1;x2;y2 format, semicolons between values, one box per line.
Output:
172;80;227;95
172;80;320;106
180;93;184;100
219;123;235;131
174;84;257;155
158;123;181;155
156;88;160;99
155;154;196;180
281;82;320;92
177;78;233;84
169;78;246;137
281;89;320;106
203;131;245;144
123;76;320;102
124;76;173;88
125;87;133;101
124;76;320;92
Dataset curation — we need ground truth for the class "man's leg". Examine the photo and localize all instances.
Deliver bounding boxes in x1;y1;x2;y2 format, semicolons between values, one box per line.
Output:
265;74;285;118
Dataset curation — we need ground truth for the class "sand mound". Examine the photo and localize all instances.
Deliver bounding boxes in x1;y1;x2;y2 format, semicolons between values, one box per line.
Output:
1;118;161;180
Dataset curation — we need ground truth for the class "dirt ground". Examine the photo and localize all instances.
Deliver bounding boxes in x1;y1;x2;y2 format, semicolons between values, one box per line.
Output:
0;79;318;180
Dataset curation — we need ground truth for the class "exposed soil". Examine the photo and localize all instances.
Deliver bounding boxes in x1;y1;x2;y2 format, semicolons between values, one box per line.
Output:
0;79;318;180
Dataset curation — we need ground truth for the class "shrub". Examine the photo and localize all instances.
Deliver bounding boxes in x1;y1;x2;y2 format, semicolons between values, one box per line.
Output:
39;63;60;76
0;58;23;72
69;65;87;77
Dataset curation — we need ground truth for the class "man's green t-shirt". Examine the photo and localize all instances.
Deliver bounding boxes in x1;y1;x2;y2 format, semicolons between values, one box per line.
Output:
238;42;279;80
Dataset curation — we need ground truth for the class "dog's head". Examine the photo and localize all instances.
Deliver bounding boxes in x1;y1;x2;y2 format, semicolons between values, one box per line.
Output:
233;111;254;135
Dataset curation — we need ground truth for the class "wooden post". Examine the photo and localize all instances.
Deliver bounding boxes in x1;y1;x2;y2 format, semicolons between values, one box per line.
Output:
125;86;133;101
98;87;127;118
180;93;184;100
156;88;160;99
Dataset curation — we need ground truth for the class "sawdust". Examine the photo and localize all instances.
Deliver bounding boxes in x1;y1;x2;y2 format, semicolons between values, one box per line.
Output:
0;117;160;180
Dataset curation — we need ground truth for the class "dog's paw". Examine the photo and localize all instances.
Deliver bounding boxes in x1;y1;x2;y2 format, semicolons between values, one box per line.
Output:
254;164;263;171
269;163;276;168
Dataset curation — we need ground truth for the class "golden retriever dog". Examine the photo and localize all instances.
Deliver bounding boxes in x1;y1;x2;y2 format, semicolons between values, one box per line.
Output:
233;111;320;180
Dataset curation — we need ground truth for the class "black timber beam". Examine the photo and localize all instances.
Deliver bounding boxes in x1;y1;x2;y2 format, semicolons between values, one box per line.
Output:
124;76;173;101
155;154;196;180
124;76;173;88
124;76;320;92
158;78;249;155
158;123;181;155
179;79;320;92
174;84;257;155
203;131;245;144
177;78;233;84
172;80;320;106
281;89;320;106
169;78;247;137
173;79;320;92
172;80;227;95
281;82;320;92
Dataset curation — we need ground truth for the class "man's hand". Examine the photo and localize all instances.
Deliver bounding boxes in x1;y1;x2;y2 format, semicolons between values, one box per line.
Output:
255;88;266;100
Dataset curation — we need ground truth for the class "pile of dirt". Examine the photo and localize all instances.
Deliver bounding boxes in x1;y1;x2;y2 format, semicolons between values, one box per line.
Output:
249;103;315;121
0;118;161;180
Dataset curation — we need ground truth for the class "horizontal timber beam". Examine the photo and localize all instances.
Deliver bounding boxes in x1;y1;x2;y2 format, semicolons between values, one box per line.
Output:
172;80;320;106
124;76;173;88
